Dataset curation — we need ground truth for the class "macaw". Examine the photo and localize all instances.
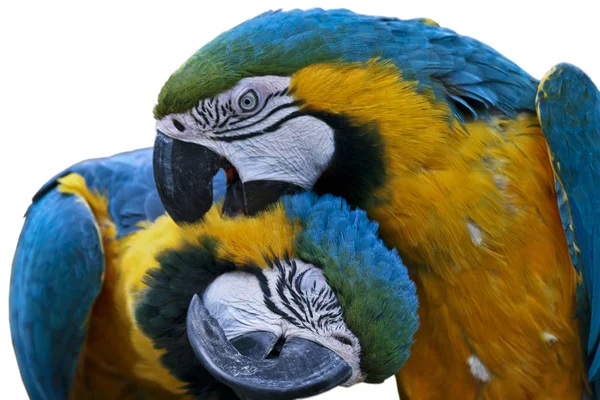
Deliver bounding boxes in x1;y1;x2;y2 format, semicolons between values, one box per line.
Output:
10;147;419;399
150;8;599;400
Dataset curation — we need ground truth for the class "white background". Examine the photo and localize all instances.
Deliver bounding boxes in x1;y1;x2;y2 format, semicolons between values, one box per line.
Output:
1;1;598;399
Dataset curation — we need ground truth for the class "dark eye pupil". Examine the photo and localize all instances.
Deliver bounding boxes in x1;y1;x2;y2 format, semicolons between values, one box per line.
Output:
239;90;258;111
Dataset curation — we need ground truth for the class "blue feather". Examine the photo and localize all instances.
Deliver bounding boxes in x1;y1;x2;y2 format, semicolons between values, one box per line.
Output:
29;148;227;238
281;192;419;375
159;9;539;121
30;148;162;238
10;190;104;400
537;63;600;396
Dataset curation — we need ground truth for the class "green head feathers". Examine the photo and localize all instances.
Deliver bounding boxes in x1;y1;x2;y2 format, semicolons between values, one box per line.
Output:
154;9;343;119
282;192;419;383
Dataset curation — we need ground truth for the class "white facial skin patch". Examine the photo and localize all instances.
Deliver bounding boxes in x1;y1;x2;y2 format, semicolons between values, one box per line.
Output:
202;260;364;385
156;76;335;189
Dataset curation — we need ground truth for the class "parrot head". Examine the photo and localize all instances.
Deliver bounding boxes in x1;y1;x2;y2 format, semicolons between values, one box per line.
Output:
134;193;418;399
152;9;398;223
153;8;537;224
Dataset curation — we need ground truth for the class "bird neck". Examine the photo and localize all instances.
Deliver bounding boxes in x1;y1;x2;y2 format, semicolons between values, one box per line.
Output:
293;59;460;211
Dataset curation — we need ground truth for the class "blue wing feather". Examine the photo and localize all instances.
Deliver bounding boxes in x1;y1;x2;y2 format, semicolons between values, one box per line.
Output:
10;189;105;400
11;147;226;398
31;148;162;238
537;63;600;395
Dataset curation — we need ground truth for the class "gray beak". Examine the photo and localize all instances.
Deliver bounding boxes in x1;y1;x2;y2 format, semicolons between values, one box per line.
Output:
153;131;222;223
186;294;352;399
153;131;303;223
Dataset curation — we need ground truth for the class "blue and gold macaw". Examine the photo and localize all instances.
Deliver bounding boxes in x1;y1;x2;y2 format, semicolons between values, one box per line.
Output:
9;148;419;399
150;9;600;399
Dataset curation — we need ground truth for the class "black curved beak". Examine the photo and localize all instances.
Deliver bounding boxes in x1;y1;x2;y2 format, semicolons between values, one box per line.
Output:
187;294;352;400
153;131;221;223
153;131;303;223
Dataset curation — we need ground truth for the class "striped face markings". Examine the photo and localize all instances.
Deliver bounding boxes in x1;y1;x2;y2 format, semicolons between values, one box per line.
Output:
158;76;300;142
202;257;364;385
155;76;335;190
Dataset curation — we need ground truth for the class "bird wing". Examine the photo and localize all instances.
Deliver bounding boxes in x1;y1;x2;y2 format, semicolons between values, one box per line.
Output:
536;63;600;389
10;177;106;400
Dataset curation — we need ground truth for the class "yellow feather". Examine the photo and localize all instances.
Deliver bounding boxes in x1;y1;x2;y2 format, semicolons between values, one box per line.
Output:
419;18;440;27
293;60;585;399
57;173;117;250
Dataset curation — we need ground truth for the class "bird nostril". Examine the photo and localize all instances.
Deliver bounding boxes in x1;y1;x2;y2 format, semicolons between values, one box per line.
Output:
173;119;186;132
266;336;286;359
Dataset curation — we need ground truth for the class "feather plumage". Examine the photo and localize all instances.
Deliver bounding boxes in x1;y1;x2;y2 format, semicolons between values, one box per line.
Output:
10;177;106;400
11;149;417;399
155;9;537;121
537;63;600;396
10;149;226;399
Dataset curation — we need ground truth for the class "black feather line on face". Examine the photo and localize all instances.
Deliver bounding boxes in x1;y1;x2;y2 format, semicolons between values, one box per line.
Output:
134;237;239;399
209;104;303;141
308;110;387;209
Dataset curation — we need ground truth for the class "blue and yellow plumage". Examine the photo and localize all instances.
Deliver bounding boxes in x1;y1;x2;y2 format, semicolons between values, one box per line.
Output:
10;149;174;399
11;8;600;400
150;8;600;400
10;147;418;399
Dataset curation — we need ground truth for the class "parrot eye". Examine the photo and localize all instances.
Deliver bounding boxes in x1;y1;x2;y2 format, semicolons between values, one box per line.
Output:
237;89;259;112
